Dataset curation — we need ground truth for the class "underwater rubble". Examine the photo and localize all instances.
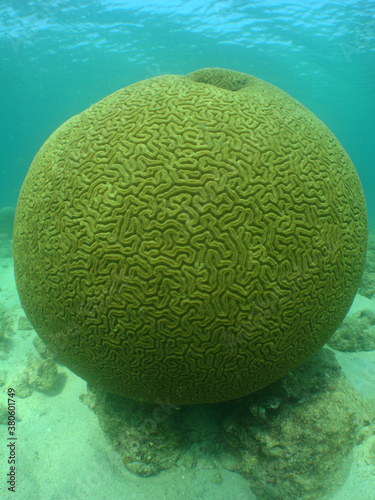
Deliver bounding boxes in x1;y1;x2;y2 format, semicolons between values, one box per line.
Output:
359;230;375;299
0;300;61;399
327;230;375;353
0;301;15;341
328;309;375;352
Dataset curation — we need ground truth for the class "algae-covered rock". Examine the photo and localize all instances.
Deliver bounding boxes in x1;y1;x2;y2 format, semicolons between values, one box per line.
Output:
359;271;375;298
327;309;375;352
27;357;58;392
0;303;13;341
82;386;183;476
13;373;34;399
222;349;372;500
359;230;375;297
82;348;373;499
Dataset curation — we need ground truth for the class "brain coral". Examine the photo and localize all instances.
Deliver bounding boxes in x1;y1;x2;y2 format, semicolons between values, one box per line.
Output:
13;67;367;404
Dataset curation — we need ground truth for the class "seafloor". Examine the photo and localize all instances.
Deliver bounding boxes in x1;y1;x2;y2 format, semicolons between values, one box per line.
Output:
0;223;375;500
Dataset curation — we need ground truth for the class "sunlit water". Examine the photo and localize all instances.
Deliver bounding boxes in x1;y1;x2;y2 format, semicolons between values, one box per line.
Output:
0;1;374;499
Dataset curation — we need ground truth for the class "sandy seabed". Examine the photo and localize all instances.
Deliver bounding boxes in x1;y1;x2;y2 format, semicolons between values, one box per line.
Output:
1;254;375;500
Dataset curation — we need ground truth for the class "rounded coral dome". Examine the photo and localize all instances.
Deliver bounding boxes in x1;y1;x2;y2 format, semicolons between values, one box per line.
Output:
13;68;367;404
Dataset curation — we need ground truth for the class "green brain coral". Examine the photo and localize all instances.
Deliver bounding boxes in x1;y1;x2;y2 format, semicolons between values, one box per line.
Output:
13;68;367;404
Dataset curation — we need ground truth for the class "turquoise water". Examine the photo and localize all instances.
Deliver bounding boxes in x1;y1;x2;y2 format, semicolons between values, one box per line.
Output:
1;2;375;499
1;0;375;223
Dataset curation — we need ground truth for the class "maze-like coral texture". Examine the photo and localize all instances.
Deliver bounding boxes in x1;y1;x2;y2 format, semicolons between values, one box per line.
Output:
13;68;367;404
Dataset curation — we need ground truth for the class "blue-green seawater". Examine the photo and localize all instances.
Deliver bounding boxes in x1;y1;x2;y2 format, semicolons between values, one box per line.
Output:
0;2;374;499
1;0;374;225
